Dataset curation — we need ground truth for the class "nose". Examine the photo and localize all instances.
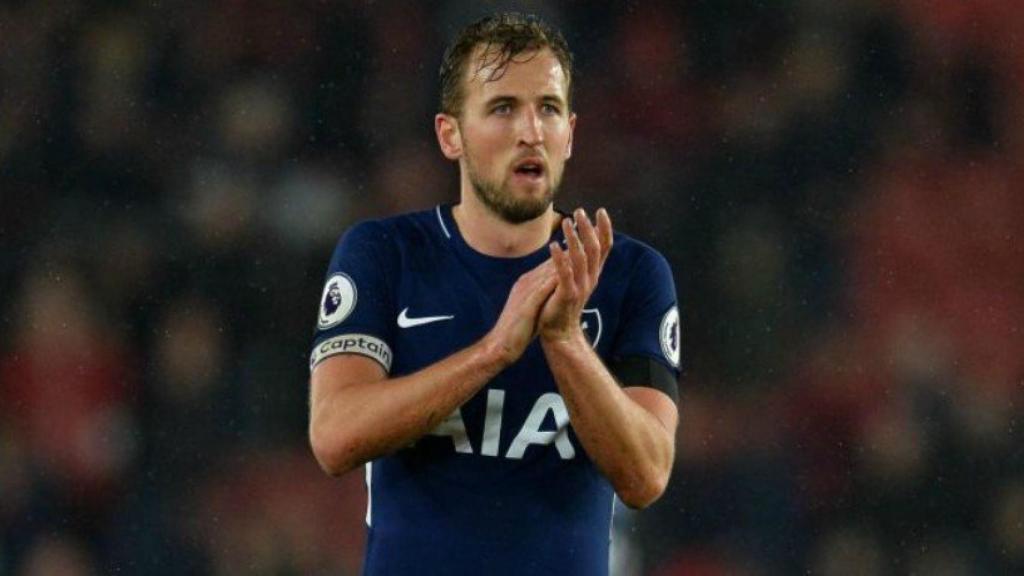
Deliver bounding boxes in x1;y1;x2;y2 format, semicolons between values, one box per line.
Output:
517;106;544;146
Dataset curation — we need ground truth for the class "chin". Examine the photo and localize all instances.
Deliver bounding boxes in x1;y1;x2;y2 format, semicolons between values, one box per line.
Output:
500;202;550;224
493;191;550;223
471;171;557;224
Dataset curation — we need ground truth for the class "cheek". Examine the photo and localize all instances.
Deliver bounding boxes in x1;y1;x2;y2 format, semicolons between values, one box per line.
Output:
470;132;512;171
547;124;572;153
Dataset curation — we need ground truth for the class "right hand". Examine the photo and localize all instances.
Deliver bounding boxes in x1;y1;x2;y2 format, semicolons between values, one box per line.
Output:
485;258;558;366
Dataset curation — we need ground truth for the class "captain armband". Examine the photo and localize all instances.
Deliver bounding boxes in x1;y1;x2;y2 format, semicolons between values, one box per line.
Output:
310;333;393;373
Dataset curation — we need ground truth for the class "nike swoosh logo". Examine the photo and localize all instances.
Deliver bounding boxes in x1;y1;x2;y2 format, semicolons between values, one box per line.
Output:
397;307;455;328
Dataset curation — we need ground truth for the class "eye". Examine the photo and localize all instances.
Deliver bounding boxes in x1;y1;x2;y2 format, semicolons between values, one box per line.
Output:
492;103;512;115
542;103;561;116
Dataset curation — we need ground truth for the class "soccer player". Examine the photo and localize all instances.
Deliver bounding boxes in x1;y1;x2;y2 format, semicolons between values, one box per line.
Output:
308;13;680;576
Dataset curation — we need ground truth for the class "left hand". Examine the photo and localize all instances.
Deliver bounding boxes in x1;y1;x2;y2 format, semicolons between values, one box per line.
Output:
539;207;614;342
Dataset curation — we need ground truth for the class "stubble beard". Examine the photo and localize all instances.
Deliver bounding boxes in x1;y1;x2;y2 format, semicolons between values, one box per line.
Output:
464;149;559;225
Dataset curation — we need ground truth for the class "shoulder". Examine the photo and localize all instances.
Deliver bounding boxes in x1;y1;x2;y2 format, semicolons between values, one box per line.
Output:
338;206;447;250
605;230;673;280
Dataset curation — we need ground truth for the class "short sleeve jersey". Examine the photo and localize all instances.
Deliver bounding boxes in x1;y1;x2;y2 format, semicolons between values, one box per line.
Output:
311;204;680;576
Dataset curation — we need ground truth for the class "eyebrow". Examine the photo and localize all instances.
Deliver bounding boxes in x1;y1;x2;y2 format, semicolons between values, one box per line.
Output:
482;94;567;108
483;95;515;108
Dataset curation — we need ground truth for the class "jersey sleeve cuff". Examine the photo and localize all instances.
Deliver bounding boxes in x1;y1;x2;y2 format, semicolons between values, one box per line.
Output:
608;355;679;405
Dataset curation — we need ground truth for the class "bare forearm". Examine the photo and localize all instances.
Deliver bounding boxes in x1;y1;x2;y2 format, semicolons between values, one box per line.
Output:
311;337;508;475
312;254;559;477
541;332;674;507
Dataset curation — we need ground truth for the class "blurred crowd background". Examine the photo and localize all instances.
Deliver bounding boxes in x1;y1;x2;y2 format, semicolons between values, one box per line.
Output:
2;1;1023;574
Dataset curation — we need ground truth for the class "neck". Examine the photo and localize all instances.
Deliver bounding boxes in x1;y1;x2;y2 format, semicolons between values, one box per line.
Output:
452;193;560;258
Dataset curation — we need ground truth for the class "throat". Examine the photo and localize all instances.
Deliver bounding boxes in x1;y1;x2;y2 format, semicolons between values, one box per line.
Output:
452;203;559;258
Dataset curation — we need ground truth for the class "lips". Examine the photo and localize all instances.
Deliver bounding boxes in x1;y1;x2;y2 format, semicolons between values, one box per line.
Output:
512;157;547;179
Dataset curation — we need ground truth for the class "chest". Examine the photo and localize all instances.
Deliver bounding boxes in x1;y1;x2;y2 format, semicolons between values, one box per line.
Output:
389;253;619;376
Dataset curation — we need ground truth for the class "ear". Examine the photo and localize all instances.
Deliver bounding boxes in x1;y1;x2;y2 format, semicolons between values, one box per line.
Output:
435;113;463;160
565;112;577;160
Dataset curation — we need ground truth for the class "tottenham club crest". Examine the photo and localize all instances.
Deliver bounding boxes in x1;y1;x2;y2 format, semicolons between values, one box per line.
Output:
581;308;602;348
318;273;357;329
660;305;680;368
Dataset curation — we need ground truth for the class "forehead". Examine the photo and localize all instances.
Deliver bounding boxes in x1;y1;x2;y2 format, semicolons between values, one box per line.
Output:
463;45;568;102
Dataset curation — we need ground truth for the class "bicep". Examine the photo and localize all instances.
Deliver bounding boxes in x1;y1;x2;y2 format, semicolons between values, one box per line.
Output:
310;353;387;409
609;248;681;385
308;352;389;475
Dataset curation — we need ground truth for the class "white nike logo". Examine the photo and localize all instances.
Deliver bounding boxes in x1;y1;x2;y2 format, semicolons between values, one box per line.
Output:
397;307;455;328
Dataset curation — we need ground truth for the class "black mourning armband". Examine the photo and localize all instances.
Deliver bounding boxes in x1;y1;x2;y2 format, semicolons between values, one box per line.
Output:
608;356;679;405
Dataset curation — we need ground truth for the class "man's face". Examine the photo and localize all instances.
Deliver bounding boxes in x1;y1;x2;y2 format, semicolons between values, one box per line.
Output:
455;46;575;223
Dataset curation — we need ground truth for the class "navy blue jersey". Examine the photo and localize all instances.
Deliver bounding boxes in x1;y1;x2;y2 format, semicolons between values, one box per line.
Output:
311;204;680;576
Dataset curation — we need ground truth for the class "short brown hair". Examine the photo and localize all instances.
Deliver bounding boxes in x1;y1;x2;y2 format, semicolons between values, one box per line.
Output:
439;13;574;118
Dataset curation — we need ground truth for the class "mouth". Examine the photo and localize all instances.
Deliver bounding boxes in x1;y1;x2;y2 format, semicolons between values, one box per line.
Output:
512;157;547;183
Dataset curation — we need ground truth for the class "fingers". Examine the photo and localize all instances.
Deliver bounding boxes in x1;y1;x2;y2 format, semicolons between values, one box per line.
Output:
519;257;556;294
526;260;558;298
561;217;588;288
575;208;601;284
509;263;557;329
548;240;576;302
563;207;612;288
596;207;613;263
531;272;558;306
531;207;614;318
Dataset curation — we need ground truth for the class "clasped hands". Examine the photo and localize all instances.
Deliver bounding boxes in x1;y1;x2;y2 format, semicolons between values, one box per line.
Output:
537;207;613;343
487;207;613;365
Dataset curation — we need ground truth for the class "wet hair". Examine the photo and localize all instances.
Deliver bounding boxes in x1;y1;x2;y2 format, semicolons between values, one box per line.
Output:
439;12;574;118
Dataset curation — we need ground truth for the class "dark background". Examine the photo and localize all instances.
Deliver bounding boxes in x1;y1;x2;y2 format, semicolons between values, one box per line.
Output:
2;1;1023;574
